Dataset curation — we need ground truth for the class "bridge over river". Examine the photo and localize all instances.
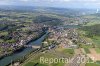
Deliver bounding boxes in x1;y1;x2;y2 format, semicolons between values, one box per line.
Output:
23;45;41;48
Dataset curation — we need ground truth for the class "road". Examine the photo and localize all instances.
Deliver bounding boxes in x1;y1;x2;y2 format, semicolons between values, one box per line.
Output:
68;54;82;66
65;48;85;66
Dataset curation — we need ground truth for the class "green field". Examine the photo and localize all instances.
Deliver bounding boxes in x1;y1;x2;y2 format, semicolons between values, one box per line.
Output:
84;21;100;26
23;50;66;66
24;62;48;66
22;48;75;66
63;49;74;55
95;48;100;53
51;62;64;66
85;63;100;66
96;61;100;65
84;48;90;54
92;36;100;48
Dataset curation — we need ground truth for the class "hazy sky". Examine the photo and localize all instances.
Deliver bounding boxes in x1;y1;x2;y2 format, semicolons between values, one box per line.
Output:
0;0;100;8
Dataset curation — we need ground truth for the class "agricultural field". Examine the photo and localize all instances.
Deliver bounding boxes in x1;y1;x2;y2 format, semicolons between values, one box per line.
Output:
85;63;100;66
95;48;100;53
84;48;90;54
22;47;75;66
0;3;100;66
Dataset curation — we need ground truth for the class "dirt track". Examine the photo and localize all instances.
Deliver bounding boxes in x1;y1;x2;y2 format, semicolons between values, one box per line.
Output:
87;48;100;61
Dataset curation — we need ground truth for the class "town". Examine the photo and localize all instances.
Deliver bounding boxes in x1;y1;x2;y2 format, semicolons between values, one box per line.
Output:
0;4;100;66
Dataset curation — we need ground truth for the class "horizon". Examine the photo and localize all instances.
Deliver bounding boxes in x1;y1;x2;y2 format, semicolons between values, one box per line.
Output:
0;0;100;9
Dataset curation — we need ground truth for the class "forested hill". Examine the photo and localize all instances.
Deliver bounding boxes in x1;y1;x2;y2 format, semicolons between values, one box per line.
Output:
34;15;63;26
80;24;100;37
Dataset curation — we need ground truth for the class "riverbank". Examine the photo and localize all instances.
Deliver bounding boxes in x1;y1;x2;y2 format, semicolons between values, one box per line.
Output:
0;46;24;60
7;32;49;66
0;30;49;66
0;32;46;60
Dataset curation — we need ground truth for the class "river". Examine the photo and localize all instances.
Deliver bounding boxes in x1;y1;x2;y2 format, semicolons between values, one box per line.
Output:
0;31;48;66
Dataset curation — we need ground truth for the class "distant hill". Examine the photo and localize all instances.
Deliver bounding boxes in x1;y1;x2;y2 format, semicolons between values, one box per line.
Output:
0;5;97;16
